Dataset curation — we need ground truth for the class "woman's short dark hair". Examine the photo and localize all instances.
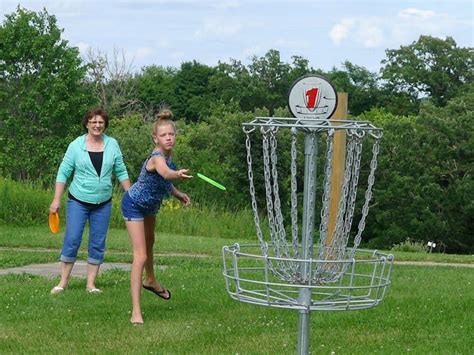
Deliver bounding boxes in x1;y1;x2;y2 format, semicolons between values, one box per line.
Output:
82;108;109;130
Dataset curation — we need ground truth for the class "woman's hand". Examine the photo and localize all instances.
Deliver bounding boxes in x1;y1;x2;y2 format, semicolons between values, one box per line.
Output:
50;182;65;213
50;199;60;213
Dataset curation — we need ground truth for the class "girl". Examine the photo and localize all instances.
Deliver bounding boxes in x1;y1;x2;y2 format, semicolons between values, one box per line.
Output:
121;109;191;324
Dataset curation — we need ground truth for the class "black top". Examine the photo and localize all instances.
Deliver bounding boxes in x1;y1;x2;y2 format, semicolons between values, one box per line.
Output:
88;151;103;177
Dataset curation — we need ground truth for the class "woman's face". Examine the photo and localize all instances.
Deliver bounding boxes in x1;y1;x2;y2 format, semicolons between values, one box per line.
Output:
86;115;106;137
153;123;176;152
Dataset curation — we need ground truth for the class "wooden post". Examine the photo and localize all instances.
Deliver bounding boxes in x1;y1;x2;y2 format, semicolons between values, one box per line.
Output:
326;92;348;251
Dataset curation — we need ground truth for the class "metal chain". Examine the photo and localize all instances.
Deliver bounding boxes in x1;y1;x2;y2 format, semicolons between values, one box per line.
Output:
244;128;268;257
262;128;278;249
290;127;300;259
341;135;363;258
261;128;293;280
332;135;359;259
305;133;318;252
332;137;355;249
269;128;296;277
245;127;290;280
242;119;382;286
317;130;335;257
353;136;381;248
269;128;290;257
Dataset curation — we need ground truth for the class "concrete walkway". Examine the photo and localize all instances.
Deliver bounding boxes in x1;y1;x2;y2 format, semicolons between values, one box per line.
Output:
0;247;205;278
0;261;134;278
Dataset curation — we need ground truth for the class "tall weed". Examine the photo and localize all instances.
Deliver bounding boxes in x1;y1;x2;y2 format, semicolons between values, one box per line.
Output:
0;178;52;225
1;178;260;240
390;238;427;253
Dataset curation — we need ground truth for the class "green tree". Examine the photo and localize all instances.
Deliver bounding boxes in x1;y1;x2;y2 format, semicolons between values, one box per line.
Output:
246;49;292;115
328;61;382;116
361;85;473;254
173;61;217;122
107;114;153;183
209;59;249;110
0;7;93;183
132;64;178;119
211;50;316;115
380;35;474;108
173;102;253;208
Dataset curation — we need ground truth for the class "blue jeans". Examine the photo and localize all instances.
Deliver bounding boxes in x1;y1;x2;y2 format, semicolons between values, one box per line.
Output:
60;198;112;265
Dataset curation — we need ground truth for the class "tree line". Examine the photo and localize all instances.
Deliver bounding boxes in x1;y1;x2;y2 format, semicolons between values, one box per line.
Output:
1;7;473;253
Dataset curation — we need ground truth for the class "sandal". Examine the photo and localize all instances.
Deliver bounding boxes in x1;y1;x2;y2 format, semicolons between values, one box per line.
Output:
50;286;65;294
142;284;171;300
86;287;103;293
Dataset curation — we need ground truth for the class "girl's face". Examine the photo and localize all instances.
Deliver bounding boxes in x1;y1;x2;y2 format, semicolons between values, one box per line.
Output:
153;123;176;152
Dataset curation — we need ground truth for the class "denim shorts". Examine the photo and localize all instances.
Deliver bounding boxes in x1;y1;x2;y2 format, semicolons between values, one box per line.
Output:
121;191;156;221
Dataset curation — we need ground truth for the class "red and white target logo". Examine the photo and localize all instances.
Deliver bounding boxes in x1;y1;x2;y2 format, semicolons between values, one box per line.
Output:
288;75;337;119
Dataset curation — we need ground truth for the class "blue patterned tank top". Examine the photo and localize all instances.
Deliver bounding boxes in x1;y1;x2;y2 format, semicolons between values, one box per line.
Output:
127;151;176;213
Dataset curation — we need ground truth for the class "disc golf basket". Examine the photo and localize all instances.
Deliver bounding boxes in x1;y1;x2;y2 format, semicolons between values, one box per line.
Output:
222;116;394;354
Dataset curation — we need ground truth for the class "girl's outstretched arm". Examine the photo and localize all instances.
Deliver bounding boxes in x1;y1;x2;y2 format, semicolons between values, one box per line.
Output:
149;155;192;180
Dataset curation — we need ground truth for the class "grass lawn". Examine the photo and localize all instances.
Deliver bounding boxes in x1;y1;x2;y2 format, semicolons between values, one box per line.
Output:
1;226;473;354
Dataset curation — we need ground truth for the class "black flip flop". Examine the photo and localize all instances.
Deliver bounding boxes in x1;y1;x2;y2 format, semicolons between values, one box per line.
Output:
142;284;171;300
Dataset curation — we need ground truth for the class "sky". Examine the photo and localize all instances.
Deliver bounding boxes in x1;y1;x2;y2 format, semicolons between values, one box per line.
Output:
1;0;473;73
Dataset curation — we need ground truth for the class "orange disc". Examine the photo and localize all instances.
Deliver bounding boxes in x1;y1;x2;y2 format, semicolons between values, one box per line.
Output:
48;212;60;234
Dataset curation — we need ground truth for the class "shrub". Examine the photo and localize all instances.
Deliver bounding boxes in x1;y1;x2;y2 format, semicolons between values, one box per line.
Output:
390;238;427;253
0;177;53;225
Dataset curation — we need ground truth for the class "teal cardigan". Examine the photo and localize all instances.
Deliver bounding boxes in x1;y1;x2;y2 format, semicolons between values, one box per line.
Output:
56;134;129;204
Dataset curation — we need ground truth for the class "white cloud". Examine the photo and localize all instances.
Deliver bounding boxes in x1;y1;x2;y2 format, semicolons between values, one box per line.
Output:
155;38;170;48
274;38;310;50
1;1;470;72
171;51;185;60
211;0;240;10
194;18;243;40
329;6;465;50
392;7;467;44
330;18;355;45
357;22;384;48
399;8;436;21
243;44;264;58
330;18;384;48
134;47;154;60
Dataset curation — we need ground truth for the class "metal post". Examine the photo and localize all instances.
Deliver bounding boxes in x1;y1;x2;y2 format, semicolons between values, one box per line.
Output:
297;132;318;355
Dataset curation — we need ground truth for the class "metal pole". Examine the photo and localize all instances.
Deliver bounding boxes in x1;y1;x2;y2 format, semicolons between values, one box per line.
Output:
297;132;318;355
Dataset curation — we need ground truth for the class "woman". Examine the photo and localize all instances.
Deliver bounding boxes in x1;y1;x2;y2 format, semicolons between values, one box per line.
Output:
50;108;130;294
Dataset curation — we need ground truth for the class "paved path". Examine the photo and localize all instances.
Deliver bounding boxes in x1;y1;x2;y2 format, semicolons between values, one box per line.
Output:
0;261;134;278
0;247;203;278
393;260;474;268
